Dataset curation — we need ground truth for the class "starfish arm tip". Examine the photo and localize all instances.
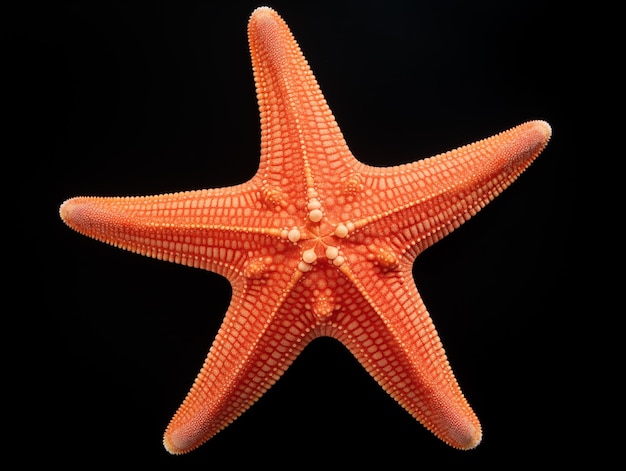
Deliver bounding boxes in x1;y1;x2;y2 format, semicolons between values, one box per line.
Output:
58;198;72;222
532;119;552;141
59;196;112;237
518;119;552;162
162;436;184;456
162;424;204;456
162;436;180;455
59;197;85;230
454;423;483;450
432;412;482;450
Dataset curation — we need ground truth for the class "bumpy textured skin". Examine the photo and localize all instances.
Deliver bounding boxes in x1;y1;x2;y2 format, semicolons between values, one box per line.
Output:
60;7;551;454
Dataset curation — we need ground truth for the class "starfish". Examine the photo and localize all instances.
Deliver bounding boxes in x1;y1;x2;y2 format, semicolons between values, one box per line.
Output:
60;6;551;454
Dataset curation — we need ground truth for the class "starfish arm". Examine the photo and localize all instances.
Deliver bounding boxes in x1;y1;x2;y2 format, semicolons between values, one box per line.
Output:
332;263;481;449
59;185;291;278
349;120;551;253
163;265;318;454
248;7;356;200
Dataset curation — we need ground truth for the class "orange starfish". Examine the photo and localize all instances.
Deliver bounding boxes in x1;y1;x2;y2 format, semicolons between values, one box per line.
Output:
60;6;551;454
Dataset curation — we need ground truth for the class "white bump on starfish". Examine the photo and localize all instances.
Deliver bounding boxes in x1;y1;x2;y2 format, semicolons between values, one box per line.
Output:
332;255;345;267
307;198;321;210
334;223;348;238
325;245;339;260
307;196;323;222
302;248;317;264
308;208;323;222
334;221;354;238
287;228;301;243
297;260;312;273
325;245;345;267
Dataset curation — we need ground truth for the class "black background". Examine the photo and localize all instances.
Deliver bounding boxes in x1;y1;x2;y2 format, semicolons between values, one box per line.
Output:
8;1;593;467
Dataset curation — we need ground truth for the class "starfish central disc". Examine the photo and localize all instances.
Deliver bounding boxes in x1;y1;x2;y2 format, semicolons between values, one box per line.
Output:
282;212;350;273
